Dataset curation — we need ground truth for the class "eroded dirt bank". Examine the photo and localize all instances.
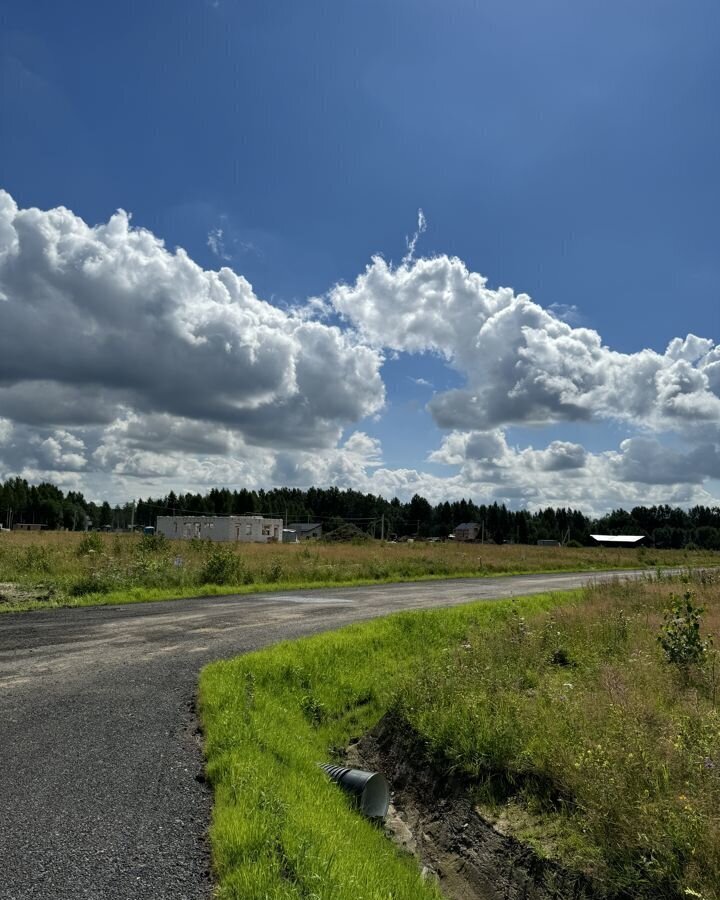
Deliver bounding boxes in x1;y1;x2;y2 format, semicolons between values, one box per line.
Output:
349;712;599;900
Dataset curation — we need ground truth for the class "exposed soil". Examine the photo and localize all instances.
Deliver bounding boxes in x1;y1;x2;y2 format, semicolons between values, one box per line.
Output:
0;581;57;607
347;712;600;900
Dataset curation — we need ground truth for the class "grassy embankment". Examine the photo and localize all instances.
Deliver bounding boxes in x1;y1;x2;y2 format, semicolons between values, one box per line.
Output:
0;528;717;612
199;569;720;900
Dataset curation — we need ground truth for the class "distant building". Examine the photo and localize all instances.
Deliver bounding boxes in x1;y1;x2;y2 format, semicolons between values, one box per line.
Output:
590;534;646;547
156;515;283;543
287;522;323;541
453;522;480;542
537;539;561;547
13;523;45;531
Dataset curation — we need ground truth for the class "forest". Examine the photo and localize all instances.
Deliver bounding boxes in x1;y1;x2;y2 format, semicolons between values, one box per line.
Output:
2;477;720;549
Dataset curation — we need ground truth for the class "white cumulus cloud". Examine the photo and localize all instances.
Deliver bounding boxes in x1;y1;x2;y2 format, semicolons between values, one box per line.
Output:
0;190;385;449
330;255;720;432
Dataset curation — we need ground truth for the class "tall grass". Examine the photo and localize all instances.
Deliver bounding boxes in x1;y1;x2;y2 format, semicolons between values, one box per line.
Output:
397;570;720;898
200;589;568;899
1;529;717;612
200;572;719;899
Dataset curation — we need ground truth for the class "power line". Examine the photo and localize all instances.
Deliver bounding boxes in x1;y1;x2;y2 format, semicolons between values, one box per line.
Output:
136;501;388;523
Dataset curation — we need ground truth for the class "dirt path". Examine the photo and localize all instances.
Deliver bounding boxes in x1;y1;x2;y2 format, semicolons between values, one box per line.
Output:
0;569;657;899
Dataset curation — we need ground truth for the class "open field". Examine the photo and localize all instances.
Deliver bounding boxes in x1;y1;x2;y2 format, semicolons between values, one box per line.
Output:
199;569;720;900
0;529;717;612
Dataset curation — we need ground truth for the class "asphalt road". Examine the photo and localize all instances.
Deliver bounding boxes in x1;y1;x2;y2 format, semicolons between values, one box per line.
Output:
0;569;656;899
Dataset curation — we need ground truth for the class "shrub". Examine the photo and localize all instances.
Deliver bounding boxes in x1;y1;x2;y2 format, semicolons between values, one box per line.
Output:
550;647;574;667
70;573;112;596
263;558;284;583
135;533;167;554
22;545;52;573
77;532;103;556
200;546;243;585
658;590;712;669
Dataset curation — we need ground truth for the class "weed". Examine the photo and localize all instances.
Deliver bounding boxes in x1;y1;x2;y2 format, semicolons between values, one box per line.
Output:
136;533;167;554
244;671;256;711
77;532;103;556
21;545;52;573
509;607;530;643
263;558;284;583
658;591;713;669
299;694;326;726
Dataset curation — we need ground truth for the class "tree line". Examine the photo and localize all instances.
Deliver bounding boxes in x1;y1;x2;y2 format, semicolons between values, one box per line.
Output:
1;477;719;549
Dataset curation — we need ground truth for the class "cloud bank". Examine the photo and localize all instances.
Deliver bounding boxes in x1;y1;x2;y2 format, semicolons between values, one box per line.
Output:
0;190;717;511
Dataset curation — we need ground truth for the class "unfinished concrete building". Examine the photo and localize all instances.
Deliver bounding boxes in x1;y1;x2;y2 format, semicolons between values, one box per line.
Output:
156;515;284;543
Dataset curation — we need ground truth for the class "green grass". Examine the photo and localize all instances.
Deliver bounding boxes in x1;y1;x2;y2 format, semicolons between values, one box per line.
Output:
1;529;718;613
199;590;578;899
200;571;720;899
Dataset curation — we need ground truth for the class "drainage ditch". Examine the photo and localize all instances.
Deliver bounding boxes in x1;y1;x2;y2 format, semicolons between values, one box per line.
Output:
345;712;600;900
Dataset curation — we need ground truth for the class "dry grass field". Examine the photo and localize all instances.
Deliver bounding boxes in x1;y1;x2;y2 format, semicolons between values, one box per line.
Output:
0;528;717;612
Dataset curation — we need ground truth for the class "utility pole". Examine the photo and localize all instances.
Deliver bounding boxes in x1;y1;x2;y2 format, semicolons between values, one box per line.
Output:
380;513;385;542
130;501;135;533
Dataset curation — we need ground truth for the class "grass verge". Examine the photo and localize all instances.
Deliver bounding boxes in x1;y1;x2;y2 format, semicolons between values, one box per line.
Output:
0;567;657;614
199;571;720;899
199;589;578;899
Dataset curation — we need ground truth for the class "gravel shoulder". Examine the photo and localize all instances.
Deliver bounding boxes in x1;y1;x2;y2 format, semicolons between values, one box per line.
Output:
0;569;660;899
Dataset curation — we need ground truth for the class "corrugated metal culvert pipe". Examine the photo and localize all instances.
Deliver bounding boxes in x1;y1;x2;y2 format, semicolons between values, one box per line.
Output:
320;764;390;817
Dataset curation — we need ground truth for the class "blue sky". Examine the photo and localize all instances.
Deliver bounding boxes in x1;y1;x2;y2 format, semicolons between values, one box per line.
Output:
1;0;719;511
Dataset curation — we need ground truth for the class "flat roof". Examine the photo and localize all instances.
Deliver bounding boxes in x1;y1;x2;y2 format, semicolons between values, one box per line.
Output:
590;534;645;543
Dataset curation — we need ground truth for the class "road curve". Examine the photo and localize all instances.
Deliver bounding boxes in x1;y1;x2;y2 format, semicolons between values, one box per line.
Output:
0;569;658;899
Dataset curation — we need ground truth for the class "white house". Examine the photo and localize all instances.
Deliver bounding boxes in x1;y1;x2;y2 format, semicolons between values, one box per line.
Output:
156;515;284;543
